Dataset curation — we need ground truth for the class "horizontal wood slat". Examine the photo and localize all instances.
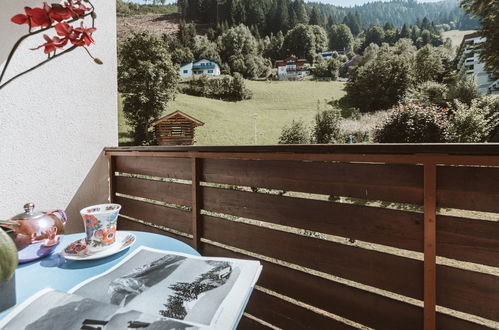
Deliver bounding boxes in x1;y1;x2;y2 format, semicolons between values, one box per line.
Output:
115;156;191;180
115;176;191;207
116;196;192;234
202;159;423;204
202;215;423;300
437;265;499;322
204;244;484;330
118;217;192;246
437;215;499;267
245;290;356;330
437;166;499;213
202;186;424;252
104;143;499;155
237;316;269;330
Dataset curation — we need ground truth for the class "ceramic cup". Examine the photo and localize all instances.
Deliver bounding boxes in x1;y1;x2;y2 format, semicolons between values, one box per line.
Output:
80;204;121;252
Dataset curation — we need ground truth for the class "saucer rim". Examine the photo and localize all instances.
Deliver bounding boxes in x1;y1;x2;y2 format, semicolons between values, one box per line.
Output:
61;231;136;261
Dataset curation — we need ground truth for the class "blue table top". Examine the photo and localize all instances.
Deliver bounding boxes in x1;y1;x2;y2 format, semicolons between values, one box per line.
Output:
0;231;199;320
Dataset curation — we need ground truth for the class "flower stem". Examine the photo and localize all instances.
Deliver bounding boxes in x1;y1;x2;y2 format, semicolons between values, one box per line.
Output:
0;2;95;89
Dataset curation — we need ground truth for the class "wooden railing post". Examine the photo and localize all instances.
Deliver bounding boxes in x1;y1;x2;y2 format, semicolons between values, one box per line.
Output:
108;155;116;204
191;157;201;252
423;162;437;330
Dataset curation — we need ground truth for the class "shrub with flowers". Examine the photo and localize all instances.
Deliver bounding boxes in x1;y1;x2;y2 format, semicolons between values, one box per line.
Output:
0;1;100;90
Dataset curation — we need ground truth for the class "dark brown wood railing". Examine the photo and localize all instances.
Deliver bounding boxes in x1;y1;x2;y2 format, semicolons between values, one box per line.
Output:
104;144;499;330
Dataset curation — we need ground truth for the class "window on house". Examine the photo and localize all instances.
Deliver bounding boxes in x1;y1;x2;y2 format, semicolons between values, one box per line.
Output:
208;70;214;73
183;70;188;74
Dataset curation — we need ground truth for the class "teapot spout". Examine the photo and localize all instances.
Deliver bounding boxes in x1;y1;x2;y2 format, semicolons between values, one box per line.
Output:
0;220;20;227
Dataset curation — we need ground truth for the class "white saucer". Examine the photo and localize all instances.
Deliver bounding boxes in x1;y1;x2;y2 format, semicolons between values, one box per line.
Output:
61;231;136;261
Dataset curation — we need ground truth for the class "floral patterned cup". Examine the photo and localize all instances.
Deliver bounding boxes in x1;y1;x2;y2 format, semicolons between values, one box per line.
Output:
80;204;121;252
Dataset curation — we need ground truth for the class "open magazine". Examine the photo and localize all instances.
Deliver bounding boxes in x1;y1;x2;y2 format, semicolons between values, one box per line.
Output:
0;246;262;330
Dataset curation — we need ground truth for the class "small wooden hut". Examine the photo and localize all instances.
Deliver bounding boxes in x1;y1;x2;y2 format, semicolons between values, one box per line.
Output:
151;111;204;145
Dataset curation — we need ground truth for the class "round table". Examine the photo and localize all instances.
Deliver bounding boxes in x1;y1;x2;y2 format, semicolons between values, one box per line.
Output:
0;231;199;320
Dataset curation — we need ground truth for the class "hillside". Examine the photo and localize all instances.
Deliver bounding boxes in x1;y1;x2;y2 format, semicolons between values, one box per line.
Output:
119;80;346;145
442;29;477;50
117;13;180;42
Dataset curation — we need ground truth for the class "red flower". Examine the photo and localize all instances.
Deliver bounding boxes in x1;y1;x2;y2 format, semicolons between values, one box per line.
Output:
11;6;50;28
65;0;90;17
48;6;72;22
54;21;74;38
73;23;96;46
32;34;68;54
32;21;96;54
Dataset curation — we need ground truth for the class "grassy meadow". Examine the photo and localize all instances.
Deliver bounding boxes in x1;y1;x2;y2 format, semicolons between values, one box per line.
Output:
119;80;346;145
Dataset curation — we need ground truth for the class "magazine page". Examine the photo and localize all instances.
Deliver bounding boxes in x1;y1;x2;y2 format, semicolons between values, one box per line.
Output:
69;246;262;330
0;289;202;330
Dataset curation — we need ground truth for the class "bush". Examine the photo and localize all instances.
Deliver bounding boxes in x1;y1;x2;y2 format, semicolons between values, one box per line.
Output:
340;110;389;143
179;73;252;101
448;75;480;106
278;120;309;144
448;99;498;142
375;104;449;143
404;81;448;108
312;58;341;80
312;107;343;143
475;95;499;141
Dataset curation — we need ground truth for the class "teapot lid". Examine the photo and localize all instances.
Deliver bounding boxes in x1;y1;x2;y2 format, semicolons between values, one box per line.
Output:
12;203;44;220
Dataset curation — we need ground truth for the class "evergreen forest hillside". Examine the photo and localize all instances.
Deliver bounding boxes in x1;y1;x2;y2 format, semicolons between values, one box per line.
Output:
177;0;478;36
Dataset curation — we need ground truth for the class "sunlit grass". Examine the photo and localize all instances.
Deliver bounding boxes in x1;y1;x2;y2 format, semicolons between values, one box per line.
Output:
119;80;346;145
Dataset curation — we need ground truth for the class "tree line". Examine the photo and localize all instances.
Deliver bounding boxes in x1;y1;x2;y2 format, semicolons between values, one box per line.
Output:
177;0;478;37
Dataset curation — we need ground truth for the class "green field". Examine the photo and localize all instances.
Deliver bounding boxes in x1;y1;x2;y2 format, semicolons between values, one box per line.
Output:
119;80;346;145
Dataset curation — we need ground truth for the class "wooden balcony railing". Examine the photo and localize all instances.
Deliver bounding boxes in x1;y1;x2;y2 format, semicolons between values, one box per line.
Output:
104;144;499;330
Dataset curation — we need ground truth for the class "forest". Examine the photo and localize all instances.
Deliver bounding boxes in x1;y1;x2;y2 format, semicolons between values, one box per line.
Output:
177;0;478;36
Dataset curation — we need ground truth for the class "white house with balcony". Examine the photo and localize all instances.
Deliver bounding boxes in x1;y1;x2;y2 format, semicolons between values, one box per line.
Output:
456;32;497;94
179;58;221;78
275;56;310;81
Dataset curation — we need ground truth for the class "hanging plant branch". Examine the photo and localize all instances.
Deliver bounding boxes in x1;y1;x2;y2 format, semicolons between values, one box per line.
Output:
0;0;101;90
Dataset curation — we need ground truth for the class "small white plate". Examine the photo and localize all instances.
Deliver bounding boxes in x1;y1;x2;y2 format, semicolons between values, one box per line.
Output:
61;231;136;261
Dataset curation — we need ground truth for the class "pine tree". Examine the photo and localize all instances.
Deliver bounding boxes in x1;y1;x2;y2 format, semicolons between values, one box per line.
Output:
343;12;361;36
384;22;395;31
309;6;321;25
289;6;297;28
294;0;309;25
421;17;431;30
399;23;411;39
276;0;291;33
232;0;246;25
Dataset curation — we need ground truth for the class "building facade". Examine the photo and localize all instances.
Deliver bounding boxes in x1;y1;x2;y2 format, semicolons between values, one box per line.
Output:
318;50;344;60
456;32;498;94
180;58;221;78
275;57;310;81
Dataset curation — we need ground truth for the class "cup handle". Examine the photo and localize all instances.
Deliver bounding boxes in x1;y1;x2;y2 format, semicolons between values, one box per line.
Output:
47;210;68;225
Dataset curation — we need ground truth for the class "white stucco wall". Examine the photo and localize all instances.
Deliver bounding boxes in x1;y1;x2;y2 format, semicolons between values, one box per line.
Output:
0;0;117;224
180;63;193;78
